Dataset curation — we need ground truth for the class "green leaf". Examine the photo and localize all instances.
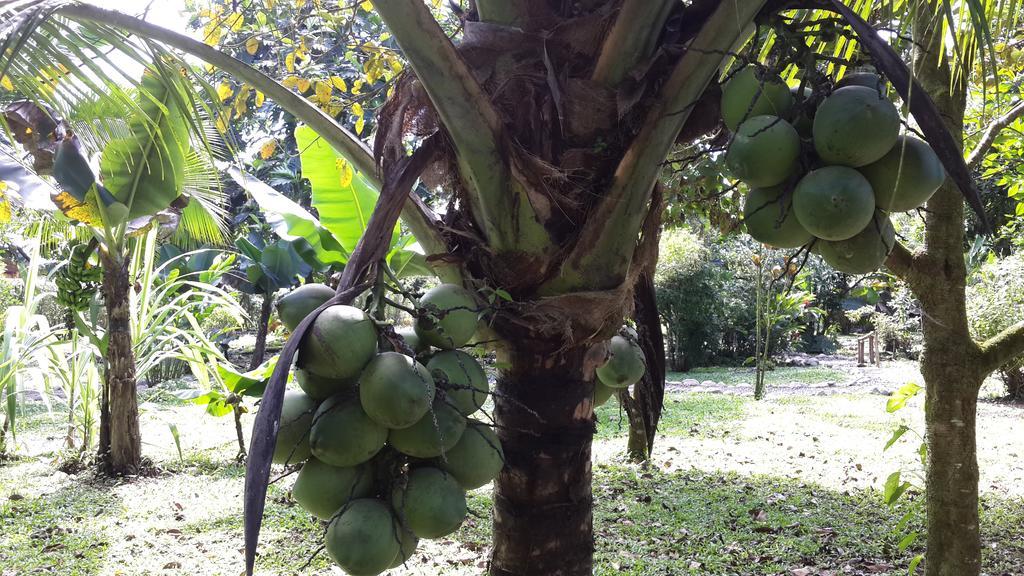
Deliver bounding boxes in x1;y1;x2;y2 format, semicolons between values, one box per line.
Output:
226;167;348;268
883;471;911;505
897;532;919;552
295;124;396;252
218;356;277;397
100;67;190;219
884;424;910;451
168;423;184;463
908;554;924;575
886;382;923;413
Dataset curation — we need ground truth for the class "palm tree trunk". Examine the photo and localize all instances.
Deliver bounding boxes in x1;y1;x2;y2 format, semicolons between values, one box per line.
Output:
97;252;141;475
248;292;274;371
490;342;596;576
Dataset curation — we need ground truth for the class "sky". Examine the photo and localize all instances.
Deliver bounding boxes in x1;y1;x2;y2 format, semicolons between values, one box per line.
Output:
90;0;192;32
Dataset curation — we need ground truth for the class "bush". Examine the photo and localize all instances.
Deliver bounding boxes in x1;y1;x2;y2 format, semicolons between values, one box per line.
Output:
967;251;1024;398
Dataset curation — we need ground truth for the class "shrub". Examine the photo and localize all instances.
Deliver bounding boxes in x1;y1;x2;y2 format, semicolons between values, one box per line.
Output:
967;251;1024;398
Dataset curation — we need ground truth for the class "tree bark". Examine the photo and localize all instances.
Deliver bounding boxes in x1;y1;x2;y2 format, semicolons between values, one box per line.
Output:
490;342;600;576
248;292;274;371
97;252;142;476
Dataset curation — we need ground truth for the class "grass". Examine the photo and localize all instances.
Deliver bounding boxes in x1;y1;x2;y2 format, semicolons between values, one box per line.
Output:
1;362;1022;576
596;393;748;439
670;365;847;387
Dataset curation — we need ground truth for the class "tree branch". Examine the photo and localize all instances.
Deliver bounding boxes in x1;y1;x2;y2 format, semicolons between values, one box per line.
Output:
371;0;548;254
966;100;1024;170
592;0;676;87
57;2;450;266
543;0;766;294
980;321;1024;374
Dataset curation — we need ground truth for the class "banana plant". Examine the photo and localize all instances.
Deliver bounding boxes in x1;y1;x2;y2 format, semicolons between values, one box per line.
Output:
234;234;310;370
2;61;227;475
227;124;431;278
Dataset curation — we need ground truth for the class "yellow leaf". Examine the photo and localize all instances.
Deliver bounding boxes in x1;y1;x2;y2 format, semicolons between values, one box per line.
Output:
380;32;391;42
360;1;373;10
255;90;265;107
297;78;311;93
282;75;299;89
365;69;377;85
0;181;7;222
227;12;245;32
260;139;277;160
330;75;347;92
355;115;365;135
351;78;364;95
351;102;364;117
315;80;331;101
285;52;296;73
0;76;12;91
266;0;275;8
52;188;102;226
217;81;234;102
235;96;247;117
336;158;354;187
246;37;260;55
203;24;223;46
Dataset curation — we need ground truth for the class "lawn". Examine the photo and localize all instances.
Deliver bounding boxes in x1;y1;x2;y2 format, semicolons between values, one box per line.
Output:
2;365;1023;576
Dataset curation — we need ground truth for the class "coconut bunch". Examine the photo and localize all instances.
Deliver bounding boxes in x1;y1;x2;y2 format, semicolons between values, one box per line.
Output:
271;283;502;576
592;327;648;407
721;67;947;274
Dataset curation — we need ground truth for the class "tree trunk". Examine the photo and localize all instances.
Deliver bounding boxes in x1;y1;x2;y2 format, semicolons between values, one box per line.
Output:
490;342;600;576
999;367;1024;401
233;403;247;461
920;338;983;576
248;292;274;371
97;252;142;476
621;271;665;462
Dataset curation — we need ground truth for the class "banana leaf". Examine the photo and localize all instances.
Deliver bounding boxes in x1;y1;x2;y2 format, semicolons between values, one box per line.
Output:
100;67;190;220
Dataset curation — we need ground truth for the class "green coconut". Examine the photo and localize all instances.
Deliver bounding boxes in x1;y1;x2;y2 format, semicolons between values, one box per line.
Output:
440;420;504;489
792;166;876;241
292;458;373;520
596;335;646;389
388;400;466;458
298;305;378;380
272;390;316;465
859;135;946;212
414;284;480;349
393;467;467;539
720;67;794;131
427;350;489;416
813;86;900;167
358;352;435;429
389;524;419;568
743;186;814;249
836;71;884;92
725;115;800;188
310;394;388;467
277;283;335;331
818;212;896;274
325;498;400;576
397;327;429;355
593;381;617;407
294;368;353;401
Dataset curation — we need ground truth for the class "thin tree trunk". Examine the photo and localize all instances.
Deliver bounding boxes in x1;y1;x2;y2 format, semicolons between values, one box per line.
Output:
920;340;983;576
97;253;141;476
622;271;665;462
233;403;247;461
248;293;274;371
1000;367;1024;401
490;343;597;576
